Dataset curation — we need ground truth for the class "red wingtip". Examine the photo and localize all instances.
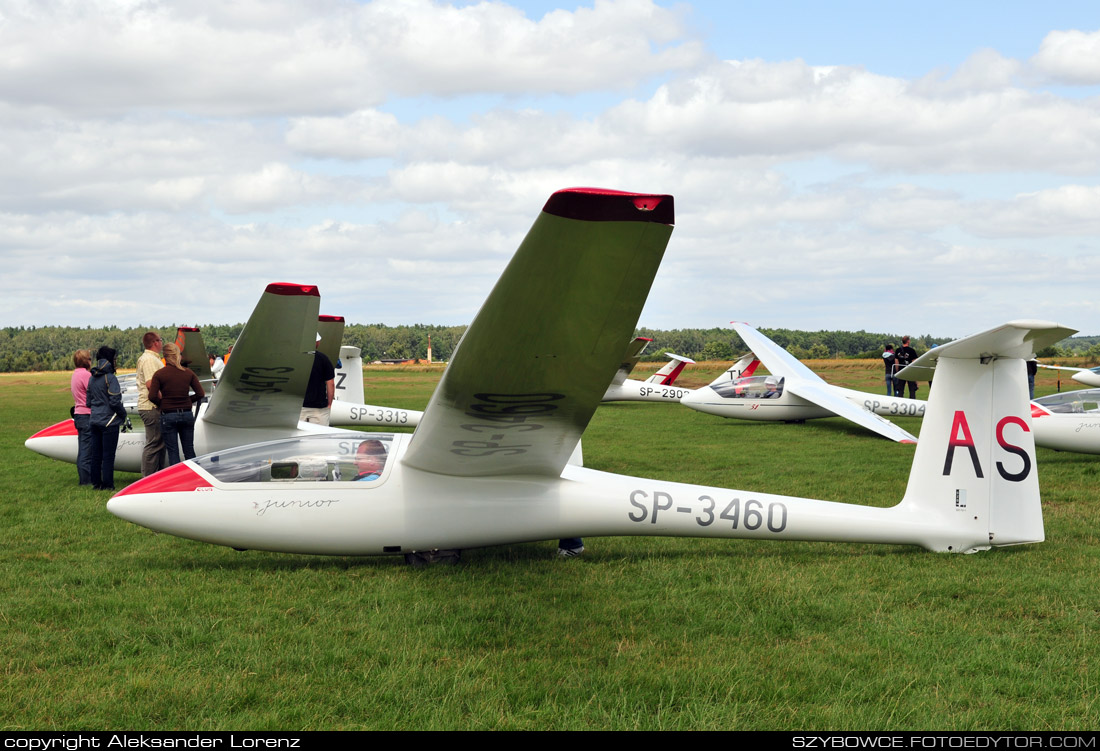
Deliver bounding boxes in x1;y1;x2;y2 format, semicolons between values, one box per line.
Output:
318;315;345;322
28;420;78;439
114;462;212;497
543;188;674;225
265;283;320;297
900;439;918;444
1030;404;1049;418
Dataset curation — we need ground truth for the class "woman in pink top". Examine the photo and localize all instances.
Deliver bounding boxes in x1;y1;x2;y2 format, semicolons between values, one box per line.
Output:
70;349;93;485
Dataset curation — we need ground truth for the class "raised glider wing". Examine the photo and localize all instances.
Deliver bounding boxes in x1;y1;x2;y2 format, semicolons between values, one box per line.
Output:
26;285;391;472
680;322;923;442
601;337;696;402
106;188;1064;561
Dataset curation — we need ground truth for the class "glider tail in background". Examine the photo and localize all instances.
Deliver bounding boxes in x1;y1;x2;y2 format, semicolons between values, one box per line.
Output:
895;320;1075;551
174;327;214;383
645;353;695;386
334;345;365;405
705;352;760;387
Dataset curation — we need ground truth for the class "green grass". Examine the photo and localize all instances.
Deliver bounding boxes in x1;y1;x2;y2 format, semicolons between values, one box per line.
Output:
2;365;1098;730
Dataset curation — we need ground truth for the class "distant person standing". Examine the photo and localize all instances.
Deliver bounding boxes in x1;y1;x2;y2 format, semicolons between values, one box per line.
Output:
209;352;224;380
136;331;166;476
87;346;127;491
1027;359;1038;400
895;336;919;399
70;349;93;486
150;343;205;465
883;344;897;397
300;343;335;426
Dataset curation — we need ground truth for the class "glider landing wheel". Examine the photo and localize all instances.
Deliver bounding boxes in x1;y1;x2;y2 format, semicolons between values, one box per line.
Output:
404;549;462;567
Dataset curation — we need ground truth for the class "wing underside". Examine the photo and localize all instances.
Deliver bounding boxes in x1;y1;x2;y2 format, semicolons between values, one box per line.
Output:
202;284;321;430
786;381;918;443
402;188;674;477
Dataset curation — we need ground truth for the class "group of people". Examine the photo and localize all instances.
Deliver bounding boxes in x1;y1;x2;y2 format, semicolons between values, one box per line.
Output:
70;346;128;490
882;336;919;399
70;332;206;489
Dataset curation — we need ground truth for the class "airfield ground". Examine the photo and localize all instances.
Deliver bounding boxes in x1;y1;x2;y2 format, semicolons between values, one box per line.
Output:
3;362;1097;729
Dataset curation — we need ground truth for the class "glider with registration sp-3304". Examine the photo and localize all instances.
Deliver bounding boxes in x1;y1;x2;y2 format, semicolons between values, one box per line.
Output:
680;322;926;443
105;188;1068;564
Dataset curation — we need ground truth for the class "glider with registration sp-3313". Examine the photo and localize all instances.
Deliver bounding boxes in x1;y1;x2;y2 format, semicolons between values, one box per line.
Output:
107;188;1067;564
25;285;422;473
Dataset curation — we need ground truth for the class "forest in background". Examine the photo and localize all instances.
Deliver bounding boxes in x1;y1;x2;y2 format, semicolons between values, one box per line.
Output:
1;322;1094;373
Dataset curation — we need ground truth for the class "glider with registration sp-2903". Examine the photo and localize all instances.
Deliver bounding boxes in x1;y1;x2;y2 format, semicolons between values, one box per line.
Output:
107;188;1067;562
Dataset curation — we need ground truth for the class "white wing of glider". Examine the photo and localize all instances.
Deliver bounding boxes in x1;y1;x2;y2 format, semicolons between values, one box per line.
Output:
731;321;919;443
1035;363;1100;388
402;188;674;477
202;283;321;431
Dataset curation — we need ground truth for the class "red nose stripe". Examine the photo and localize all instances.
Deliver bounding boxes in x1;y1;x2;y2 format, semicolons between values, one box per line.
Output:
28;420;78;439
114;463;212;496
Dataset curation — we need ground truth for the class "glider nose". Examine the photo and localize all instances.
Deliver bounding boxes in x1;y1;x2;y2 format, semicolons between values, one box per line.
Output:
25;420;78;462
679;388;706;410
107;463;212;527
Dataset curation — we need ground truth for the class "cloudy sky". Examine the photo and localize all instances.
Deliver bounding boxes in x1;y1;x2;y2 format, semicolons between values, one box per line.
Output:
3;0;1099;337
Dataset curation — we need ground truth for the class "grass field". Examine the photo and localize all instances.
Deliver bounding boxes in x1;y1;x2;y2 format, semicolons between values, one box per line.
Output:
2;362;1098;730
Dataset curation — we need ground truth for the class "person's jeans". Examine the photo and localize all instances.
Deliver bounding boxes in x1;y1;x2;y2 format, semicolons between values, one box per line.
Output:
74;413;93;485
161;409;197;465
90;423;120;489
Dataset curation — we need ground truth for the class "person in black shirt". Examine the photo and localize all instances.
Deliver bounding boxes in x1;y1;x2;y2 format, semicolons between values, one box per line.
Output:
300;343;335;426
895;336;919;399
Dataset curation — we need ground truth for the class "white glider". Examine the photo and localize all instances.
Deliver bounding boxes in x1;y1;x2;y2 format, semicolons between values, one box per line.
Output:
106;188;1066;562
1035;363;1100;388
680;322;924;443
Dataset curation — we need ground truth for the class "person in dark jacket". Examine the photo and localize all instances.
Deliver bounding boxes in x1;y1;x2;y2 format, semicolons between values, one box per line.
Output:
87;346;128;490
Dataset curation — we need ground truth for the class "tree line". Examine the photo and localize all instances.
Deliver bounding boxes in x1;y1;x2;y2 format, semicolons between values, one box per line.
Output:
0;322;1085;373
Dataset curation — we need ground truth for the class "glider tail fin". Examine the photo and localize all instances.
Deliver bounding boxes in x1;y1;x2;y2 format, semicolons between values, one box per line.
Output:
334;345;365;404
645;353;695;385
706;353;759;387
896;321;1074;551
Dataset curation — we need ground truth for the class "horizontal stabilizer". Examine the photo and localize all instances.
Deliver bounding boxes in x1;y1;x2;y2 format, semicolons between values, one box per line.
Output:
896;321;1076;382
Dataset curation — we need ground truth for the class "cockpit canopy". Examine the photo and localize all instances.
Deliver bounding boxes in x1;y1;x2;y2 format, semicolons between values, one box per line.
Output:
1032;389;1100;414
195;434;395;484
710;375;785;400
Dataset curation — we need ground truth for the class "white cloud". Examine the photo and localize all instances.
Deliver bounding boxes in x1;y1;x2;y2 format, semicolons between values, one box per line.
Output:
1032;29;1100;85
0;0;704;116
